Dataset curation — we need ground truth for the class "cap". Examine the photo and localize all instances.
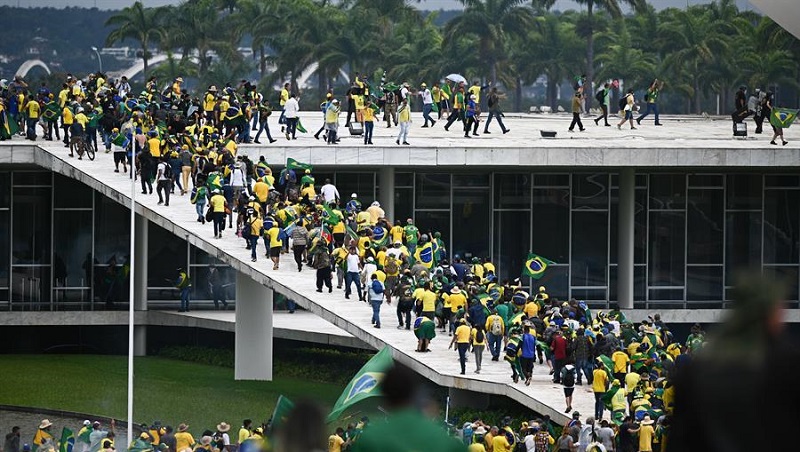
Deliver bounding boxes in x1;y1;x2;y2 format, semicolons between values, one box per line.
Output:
351;193;357;198
420;82;427;88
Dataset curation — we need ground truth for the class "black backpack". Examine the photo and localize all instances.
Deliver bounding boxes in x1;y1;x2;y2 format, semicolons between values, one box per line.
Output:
563;367;575;386
595;89;605;104
618;94;628;111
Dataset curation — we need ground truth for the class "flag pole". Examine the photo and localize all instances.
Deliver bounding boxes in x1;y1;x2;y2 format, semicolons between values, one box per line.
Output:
445;395;450;424
127;138;135;449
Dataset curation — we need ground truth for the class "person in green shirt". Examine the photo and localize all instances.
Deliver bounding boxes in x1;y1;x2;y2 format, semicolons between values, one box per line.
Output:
403;218;420;255
636;78;664;126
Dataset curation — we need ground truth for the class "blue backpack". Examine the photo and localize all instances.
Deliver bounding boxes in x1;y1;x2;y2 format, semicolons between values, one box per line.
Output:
371;280;384;295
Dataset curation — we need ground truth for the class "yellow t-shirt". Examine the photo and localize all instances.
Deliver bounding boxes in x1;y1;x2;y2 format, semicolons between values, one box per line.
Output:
58;89;69;107
390;225;404;243
612;350;630;373
26;100;40;118
413;288;437;312
253;181;269;202
175;432;195;452
249;217;263;237
454;324;471;343
592;368;609;393
62;106;74;125
467;444;486;452
74;112;88;128
471;328;486;346
625;372;641;393
148;137;162;157
267;226;282;248
491;434;512;452
327;434;344;452
204;93;216;111
237;428;250;444
363;106;375;121
210;194;226;212
447;292;466;314
280;88;289;106
638;424;655;452
524;301;539;318
468;85;482;103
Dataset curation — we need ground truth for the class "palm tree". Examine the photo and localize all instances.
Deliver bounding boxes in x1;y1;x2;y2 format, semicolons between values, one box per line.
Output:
573;0;646;108
594;23;656;90
166;0;239;76
105;1;163;79
444;0;535;82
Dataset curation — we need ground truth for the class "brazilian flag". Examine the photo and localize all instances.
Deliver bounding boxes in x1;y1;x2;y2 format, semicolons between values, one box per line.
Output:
270;395;295;431
372;225;389;248
59;428;74;452
327;346;393;422
286;157;312;172
522;253;556;279
42;102;61;122
414;242;435;269
1;110;18;139
321;204;341;226
597;354;614;377
770;107;799;128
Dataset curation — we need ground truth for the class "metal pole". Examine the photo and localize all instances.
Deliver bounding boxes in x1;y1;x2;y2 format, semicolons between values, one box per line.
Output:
127;150;135;448
91;47;103;73
445;395;450;424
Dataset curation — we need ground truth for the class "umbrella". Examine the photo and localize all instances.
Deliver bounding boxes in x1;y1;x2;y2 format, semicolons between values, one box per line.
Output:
445;73;467;84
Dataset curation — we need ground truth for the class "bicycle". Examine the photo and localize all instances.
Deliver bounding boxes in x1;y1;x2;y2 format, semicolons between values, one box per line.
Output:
73;134;95;161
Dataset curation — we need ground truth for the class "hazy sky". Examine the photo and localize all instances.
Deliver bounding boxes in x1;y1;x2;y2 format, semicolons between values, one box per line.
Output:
0;0;758;12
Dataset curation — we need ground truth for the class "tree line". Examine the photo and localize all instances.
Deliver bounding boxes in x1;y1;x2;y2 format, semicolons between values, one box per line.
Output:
101;0;800;114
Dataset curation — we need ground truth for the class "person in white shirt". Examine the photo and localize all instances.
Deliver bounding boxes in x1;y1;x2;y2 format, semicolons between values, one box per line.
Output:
156;156;171;206
361;256;378;286
344;247;363;301
419;82;436;127
283;92;300;140
319;179;340;205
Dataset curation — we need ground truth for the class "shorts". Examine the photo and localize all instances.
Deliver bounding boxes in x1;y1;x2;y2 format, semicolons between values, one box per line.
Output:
440;99;450;110
563;387;575;397
114;152;126;164
269;246;281;258
624;110;633;120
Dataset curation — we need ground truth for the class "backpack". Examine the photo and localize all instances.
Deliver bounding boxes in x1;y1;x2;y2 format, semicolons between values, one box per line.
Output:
562;366;576;386
490;316;503;336
475;328;485;343
371;279;384;295
618;94;628;111
385;256;399;275
595;89;605;104
314;250;331;269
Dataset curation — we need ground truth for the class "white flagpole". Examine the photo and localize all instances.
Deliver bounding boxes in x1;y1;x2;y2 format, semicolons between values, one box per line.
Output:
127;139;135;449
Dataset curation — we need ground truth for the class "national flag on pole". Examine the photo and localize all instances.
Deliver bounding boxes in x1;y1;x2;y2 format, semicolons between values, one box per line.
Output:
286;157;312;172
770;107;799;128
59;428;74;452
522;253;556;279
270;395;295;432
326;346;394;423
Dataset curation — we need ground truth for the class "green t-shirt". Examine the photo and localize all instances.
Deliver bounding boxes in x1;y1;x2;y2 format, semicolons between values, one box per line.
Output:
404;225;419;244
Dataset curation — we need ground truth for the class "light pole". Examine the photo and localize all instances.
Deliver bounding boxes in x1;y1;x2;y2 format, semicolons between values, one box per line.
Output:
91;46;103;73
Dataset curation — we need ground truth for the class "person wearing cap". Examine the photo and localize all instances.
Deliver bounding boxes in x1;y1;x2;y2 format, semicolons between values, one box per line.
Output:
76;421;92;452
325;98;341;145
88;421;109;452
345;193;361;215
418;82;436;127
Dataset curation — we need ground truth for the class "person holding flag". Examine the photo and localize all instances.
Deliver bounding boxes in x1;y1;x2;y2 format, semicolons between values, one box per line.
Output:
75;422;91;452
31;420;55;452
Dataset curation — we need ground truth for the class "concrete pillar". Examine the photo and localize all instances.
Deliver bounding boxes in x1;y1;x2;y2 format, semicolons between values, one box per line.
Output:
378;167;395;223
235;271;273;380
133;214;149;312
617;168;635;310
134;324;147;356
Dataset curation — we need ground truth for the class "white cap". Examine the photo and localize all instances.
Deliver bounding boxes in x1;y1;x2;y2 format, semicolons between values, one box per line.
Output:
83;420;91;426
351;193;357;198
371;201;380;207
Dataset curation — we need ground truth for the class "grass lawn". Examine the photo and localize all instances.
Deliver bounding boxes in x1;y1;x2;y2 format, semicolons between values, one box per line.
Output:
0;355;342;433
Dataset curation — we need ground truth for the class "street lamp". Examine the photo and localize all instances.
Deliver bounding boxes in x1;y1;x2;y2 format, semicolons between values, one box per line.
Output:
91;46;103;73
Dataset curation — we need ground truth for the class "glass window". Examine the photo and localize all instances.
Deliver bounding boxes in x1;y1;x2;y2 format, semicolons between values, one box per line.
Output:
0;210;8;288
190;245;227;266
763;190;800;264
686;266;723;302
534;174;569;187
763;266;799;302
494;211;530;281
0;171;9;207
394;187;413;224
54;174;92;208
12;187;51;265
572;174;609;210
415;173;450;210
335;172;376;203
415;210;450;249
396;172;413;187
454;173;489;187
726;174;762;210
189;265;235;301
688;175;723;187
609;265;646;302
648;288;684;301
94;193;130;264
764;175;800;188
453;189;490;261
725;212;761;283
53;211;93;288
571;211;608;286
12;171;51;186
610;188;647;264
687;189;724;264
494;173;531;209
11;266;51;308
649;174;685;210
148;223;188;288
532;188;569;263
571;288;607;302
648;211;685;286
536;265;569;302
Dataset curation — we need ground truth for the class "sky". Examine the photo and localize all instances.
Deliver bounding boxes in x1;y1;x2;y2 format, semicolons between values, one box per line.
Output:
0;0;757;12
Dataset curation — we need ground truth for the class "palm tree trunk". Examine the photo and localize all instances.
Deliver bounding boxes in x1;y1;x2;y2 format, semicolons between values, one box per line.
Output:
142;43;149;79
694;78;701;114
318;65;326;99
490;61;497;87
548;75;558;111
515;77;522;113
585;1;595;114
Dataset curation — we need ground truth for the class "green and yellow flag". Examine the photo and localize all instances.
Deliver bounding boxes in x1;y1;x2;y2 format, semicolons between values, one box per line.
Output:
414;242;435;269
326;346;394;423
270;395;295;431
522;253;556;279
286;157;312;172
321;204;341;226
59;428;74;452
770;108;800;128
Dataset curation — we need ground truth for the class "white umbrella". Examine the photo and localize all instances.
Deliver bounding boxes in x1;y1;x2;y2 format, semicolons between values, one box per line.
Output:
445;73;467;84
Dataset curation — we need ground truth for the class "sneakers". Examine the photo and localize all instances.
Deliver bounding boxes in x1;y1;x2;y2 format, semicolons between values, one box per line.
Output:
636;118;642;125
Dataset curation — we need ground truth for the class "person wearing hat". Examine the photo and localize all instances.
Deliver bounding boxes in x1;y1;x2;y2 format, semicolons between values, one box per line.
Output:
171;77;183;98
174;425;194;452
88;421;109;452
630;415;654;452
345;193;362;215
418;82;436;128
448;318;471;375
75;421;92;452
31;421;54;452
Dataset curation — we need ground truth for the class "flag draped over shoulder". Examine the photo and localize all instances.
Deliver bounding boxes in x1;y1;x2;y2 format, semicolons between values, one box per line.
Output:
770;108;800;128
414;242;435;269
522;253;556;279
321;204;341;226
286;157;312;172
326;346;394;423
59;428;74;452
111;132;130;149
270;395;295;431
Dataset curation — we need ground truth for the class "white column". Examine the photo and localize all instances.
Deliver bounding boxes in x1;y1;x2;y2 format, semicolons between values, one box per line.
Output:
617;168;635;310
378;167;395;223
133;214;149;356
235;271;273;380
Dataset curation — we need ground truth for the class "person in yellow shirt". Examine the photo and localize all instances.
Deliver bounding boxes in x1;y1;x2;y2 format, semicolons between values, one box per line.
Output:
523;299;539;319
278;82;290;129
611;346;630;382
327;428;349;452
237;420;252;446
592;361;609;420
147;131;163;158
631;416;655;452
491;428;513;452
356;208;372;231
209;189;227;238
204;86;218;126
174;424;195;452
362;100;375;145
61;103;74;145
448;318;471;375
247;212;263;263
471;324;486;374
413;283;437;320
389;221;404;243
24;95;40;140
266;223;283;270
